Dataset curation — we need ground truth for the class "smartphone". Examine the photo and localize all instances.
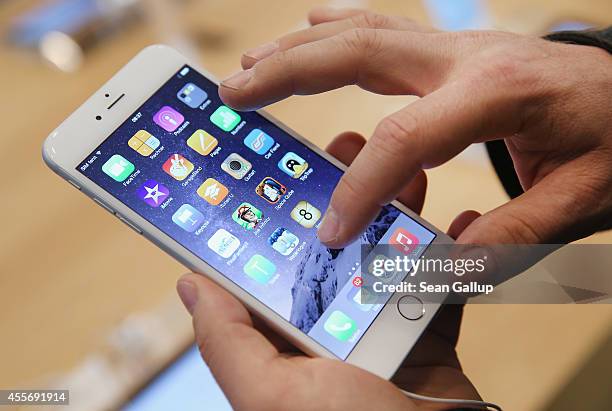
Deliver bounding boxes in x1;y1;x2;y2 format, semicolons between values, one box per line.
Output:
43;45;452;379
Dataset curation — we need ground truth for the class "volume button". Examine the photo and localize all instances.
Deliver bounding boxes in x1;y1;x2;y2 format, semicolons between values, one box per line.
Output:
67;179;81;190
117;214;143;234
93;197;115;214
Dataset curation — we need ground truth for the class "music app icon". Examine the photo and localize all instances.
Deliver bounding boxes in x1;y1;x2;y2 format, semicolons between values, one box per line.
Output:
390;228;419;254
153;106;184;132
162;153;194;181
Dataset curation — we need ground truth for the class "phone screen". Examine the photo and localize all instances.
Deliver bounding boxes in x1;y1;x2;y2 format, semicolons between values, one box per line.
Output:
77;65;436;359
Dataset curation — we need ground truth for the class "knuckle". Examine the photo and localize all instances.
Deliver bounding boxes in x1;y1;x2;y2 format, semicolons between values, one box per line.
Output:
350;11;390;29
339;170;370;203
457;30;503;45
266;49;298;91
447;32;550;98
268;47;296;70
398;15;418;25
194;322;239;369
196;331;219;369
448;30;512;53
471;46;545;96
498;211;543;244
481;54;523;84
373;113;421;155
339;28;383;57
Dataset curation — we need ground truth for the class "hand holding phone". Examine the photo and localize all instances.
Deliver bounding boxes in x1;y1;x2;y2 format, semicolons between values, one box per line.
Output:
176;131;482;411
43;44;453;378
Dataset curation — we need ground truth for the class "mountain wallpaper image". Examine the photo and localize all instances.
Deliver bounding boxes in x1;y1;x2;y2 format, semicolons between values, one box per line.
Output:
289;206;400;333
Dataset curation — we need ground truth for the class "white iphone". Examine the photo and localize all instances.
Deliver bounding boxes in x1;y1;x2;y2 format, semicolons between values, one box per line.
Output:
43;45;452;379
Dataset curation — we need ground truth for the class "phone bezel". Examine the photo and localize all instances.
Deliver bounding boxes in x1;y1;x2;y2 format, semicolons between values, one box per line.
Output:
43;44;452;379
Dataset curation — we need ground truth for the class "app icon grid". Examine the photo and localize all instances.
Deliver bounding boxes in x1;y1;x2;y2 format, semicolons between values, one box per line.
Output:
79;64;437;360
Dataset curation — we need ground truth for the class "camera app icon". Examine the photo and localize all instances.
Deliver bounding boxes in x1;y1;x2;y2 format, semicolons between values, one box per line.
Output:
221;153;252;180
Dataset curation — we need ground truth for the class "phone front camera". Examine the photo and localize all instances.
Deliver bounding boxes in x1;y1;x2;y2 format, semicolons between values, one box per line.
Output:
96;115;102;121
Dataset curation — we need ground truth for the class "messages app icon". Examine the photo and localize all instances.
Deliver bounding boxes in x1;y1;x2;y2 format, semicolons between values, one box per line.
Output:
102;154;134;182
324;311;357;341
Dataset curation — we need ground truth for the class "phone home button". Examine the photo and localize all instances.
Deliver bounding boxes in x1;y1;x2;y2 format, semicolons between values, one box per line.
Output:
397;295;424;320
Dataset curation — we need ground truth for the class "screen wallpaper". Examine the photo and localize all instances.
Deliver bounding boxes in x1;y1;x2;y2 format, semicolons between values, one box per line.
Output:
78;65;435;359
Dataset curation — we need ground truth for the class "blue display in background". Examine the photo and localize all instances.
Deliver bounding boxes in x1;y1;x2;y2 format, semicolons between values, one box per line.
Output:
424;0;491;30
78;65;435;359
122;346;231;411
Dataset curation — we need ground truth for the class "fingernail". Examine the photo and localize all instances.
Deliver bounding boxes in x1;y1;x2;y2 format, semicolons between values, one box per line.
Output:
244;41;278;61
177;279;198;315
317;208;339;244
221;68;254;91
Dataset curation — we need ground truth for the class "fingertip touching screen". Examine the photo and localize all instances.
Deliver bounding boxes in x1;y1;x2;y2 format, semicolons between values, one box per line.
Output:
78;65;435;359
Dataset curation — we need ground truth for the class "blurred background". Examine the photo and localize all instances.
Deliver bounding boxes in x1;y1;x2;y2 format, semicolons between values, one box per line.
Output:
1;0;611;410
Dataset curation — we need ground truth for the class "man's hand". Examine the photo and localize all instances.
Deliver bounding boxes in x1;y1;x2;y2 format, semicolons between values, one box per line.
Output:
177;132;483;411
218;7;612;248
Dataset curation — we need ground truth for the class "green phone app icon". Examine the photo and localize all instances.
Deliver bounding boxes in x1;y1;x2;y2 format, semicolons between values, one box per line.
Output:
210;105;241;132
244;254;277;284
101;154;135;182
323;310;357;341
